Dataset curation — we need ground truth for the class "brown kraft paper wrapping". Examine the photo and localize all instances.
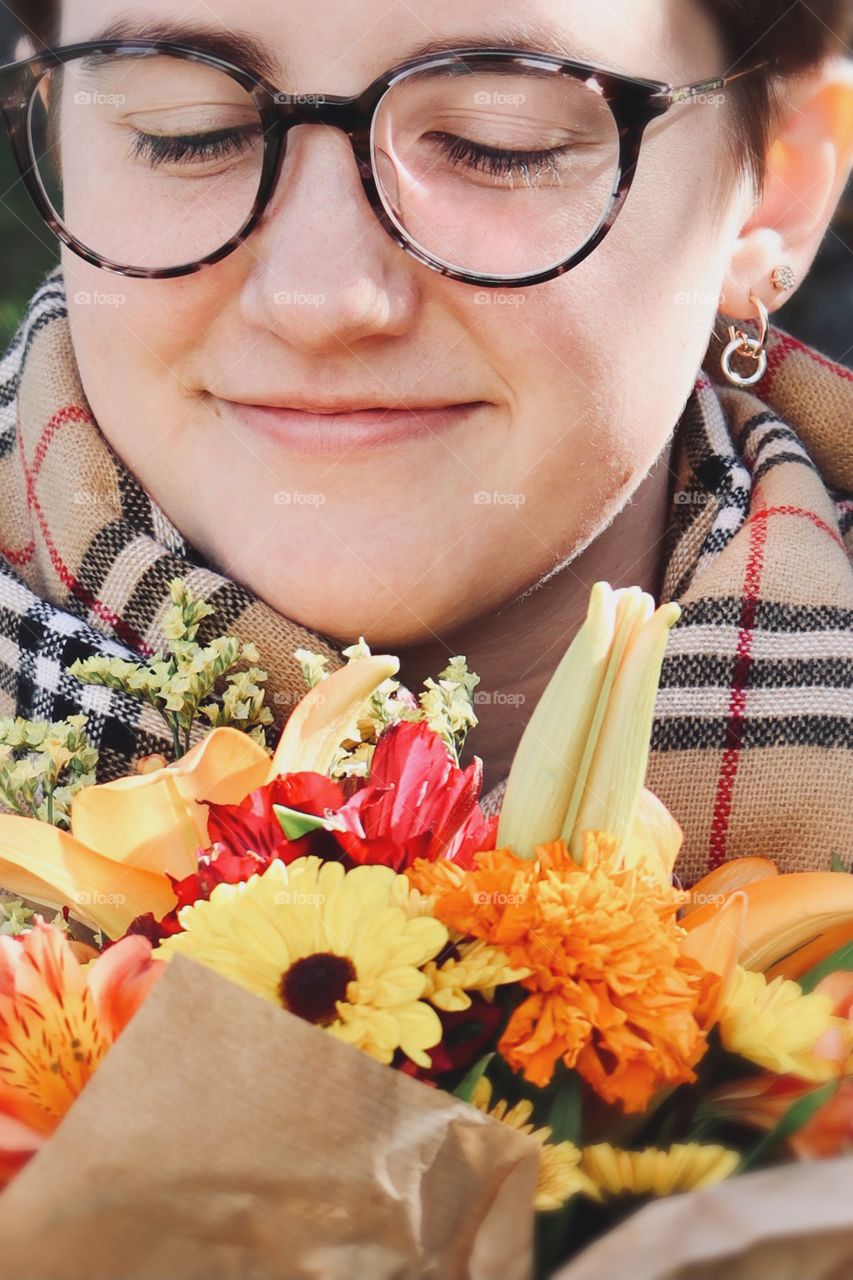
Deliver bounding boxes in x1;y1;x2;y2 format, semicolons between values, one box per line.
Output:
0;956;539;1280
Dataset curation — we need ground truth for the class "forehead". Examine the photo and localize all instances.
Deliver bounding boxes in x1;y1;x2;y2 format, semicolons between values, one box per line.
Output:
59;0;721;89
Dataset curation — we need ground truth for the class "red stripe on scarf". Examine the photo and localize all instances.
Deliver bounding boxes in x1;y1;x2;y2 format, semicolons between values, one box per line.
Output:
17;407;153;654
708;503;845;869
0;540;35;565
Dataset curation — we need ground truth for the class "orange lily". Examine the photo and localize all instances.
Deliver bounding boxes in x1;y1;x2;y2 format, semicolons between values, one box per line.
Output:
682;868;853;973
0;655;399;936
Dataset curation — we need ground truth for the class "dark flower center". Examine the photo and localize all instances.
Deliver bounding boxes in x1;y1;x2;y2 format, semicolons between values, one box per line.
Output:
279;952;357;1026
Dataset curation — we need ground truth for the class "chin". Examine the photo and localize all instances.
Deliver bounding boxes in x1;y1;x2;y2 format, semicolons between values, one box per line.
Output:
237;557;477;650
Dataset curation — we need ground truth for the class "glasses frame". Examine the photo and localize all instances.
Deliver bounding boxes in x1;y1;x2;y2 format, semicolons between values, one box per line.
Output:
0;40;766;287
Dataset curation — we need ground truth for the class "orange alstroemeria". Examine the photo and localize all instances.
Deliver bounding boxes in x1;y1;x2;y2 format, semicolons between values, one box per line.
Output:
0;921;160;1185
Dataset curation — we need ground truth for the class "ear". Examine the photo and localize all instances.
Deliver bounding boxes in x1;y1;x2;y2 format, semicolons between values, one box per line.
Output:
720;56;853;321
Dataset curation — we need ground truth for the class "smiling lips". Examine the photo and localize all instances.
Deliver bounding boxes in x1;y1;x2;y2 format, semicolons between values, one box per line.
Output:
218;396;489;455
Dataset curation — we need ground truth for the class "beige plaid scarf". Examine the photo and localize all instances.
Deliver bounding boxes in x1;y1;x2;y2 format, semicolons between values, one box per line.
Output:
1;269;852;882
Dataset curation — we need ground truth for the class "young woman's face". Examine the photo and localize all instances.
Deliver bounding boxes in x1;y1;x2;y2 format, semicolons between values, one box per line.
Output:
60;0;745;646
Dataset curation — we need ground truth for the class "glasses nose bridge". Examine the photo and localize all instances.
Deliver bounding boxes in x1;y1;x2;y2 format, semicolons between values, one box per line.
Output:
268;92;378;183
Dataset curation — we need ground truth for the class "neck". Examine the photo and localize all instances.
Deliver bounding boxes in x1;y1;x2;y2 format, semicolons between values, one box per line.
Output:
396;438;675;795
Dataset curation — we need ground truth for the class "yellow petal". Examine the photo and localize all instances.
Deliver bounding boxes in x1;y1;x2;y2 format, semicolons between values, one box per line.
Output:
71;727;271;879
569;599;681;861
267;654;400;780
619;787;683;884
0;814;175;936
497;581;620;858
560;588;654;854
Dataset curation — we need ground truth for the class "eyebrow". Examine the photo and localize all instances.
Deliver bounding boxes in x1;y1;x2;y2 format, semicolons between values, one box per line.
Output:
86;17;634;87
89;18;284;83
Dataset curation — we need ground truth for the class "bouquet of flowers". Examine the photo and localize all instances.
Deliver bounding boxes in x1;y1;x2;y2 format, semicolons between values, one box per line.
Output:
0;578;850;1280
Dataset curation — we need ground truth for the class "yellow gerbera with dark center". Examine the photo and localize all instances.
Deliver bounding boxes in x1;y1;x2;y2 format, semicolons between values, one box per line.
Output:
156;857;448;1067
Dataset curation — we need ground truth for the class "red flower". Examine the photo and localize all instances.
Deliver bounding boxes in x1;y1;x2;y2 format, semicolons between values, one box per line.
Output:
206;772;347;863
126;721;494;940
331;720;496;871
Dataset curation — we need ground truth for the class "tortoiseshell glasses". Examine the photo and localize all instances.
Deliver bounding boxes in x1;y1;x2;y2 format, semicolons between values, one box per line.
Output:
0;41;765;286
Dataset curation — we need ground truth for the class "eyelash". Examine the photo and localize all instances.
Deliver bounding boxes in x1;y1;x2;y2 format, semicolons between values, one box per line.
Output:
427;132;573;179
129;125;261;168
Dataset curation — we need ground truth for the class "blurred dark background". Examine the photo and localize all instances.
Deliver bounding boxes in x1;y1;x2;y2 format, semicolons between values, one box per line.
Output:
0;11;851;364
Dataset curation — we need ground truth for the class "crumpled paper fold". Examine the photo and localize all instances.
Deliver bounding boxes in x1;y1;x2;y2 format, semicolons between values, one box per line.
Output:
553;1153;853;1280
0;956;538;1280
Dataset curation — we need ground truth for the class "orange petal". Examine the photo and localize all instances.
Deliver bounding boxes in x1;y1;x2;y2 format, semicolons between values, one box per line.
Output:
168;726;271;804
681;857;779;919
70;727;271;879
0;815;176;937
680;891;747;1026
683;872;853;973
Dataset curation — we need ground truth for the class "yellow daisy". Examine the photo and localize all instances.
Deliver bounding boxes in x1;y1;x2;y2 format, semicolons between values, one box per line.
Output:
582;1142;740;1198
156;857;448;1067
719;966;839;1081
472;1078;599;1210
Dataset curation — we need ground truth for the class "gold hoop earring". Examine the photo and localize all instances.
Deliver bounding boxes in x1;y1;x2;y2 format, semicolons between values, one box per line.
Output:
720;294;769;388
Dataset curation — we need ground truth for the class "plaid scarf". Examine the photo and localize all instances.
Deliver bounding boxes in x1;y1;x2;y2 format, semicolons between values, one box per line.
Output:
1;268;851;882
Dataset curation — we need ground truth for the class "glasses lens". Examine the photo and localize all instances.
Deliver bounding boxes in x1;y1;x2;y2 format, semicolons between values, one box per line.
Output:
28;52;266;272
372;62;621;280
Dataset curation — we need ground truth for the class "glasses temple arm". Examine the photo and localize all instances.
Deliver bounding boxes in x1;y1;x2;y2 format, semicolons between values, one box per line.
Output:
659;59;772;106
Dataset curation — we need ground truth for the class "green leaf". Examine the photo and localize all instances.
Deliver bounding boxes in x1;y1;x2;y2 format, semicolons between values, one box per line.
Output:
830;854;849;873
547;1069;583;1145
273;804;335;840
800;939;853;993
452;1052;495;1104
739;1080;838;1173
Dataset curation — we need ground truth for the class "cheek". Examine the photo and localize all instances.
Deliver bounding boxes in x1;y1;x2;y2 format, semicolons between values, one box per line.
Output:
61;249;229;412
448;124;734;526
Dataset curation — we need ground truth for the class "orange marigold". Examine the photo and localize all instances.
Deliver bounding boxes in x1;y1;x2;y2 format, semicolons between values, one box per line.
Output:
408;833;708;1112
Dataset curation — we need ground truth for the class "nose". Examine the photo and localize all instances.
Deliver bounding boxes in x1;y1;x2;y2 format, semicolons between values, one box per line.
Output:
237;124;420;351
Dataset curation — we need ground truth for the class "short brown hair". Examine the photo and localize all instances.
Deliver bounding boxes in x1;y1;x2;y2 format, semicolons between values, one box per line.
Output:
8;0;852;190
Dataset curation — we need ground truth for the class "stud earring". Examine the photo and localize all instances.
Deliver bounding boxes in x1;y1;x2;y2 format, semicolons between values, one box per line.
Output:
720;293;769;388
770;265;797;293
